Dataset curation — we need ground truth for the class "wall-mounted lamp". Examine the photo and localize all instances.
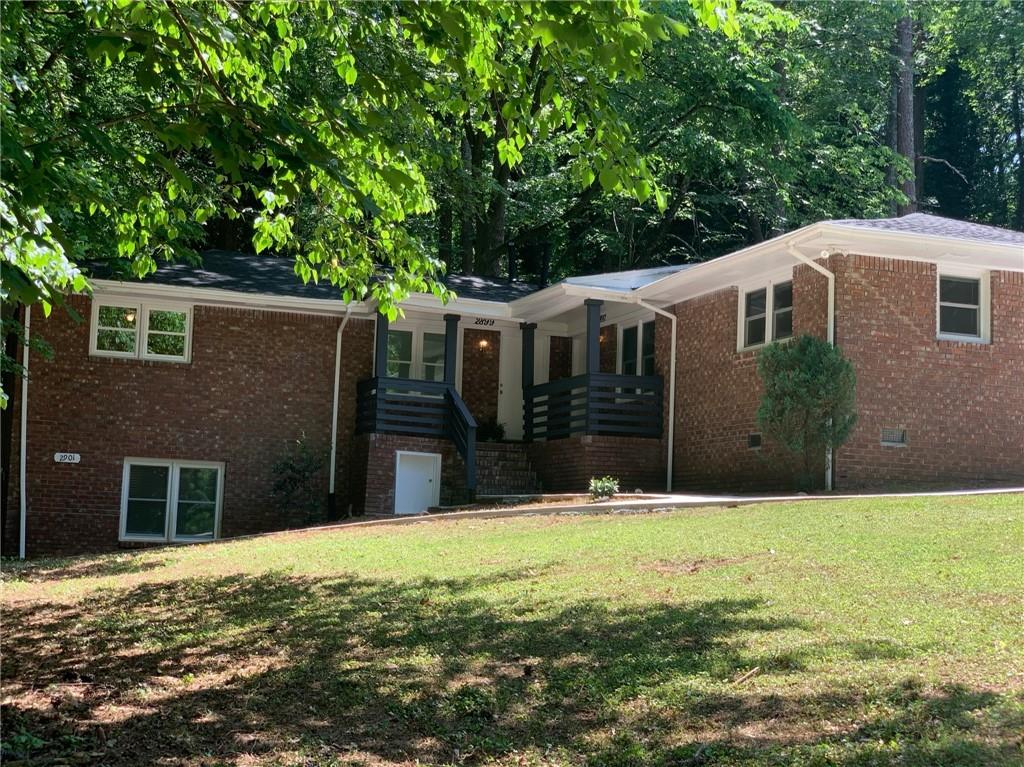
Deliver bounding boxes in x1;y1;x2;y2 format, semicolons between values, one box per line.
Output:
478;339;490;349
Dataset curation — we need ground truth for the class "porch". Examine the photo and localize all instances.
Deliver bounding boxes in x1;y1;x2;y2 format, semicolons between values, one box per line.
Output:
354;297;664;506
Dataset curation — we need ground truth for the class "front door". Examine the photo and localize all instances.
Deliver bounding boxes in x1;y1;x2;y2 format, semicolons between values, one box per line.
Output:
497;327;524;440
394;452;441;515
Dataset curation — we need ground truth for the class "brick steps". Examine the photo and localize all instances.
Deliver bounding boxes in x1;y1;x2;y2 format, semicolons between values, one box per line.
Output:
475;442;540;496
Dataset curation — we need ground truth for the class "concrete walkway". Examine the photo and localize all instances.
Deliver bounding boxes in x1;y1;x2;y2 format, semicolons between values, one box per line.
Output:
254;486;1024;541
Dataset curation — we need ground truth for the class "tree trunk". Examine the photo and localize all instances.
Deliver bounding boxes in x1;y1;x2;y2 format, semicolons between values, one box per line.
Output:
1012;49;1024;229
886;45;899;217
459;128;480;274
896;14;917;215
437;195;453;269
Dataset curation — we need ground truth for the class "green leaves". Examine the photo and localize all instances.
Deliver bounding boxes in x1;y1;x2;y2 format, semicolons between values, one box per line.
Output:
757;335;857;488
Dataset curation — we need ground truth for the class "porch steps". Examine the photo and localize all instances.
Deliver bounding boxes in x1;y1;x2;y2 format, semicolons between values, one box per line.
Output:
475;442;540;496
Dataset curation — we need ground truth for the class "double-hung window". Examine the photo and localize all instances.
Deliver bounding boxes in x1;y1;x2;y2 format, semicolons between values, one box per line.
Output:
619;320;656;376
740;280;793;350
386;328;449;381
91;301;192;362
120;459;223;542
938;274;988;342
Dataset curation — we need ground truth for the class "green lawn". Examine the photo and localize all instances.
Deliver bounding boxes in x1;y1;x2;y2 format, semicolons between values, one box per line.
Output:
2;494;1022;766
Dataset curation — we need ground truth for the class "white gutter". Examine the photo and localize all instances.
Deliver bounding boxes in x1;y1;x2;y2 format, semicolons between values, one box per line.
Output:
787;245;836;491
635;299;678;493
18;306;30;559
328;306;352;506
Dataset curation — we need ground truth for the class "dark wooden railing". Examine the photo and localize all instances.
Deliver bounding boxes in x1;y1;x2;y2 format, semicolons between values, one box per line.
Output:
524;372;662;441
356;377;477;494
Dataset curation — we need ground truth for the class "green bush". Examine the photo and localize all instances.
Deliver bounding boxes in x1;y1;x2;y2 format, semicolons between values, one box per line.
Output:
272;433;326;523
589;476;620;501
757;334;857;490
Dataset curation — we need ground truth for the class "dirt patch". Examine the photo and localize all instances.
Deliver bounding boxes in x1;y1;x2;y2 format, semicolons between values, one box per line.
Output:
642;556;758;576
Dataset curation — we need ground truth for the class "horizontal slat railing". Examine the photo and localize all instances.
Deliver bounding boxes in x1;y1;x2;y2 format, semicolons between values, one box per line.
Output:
524;372;662;441
356;376;477;496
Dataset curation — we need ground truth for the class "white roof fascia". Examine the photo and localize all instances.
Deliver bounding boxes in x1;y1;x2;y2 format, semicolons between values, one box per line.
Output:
393;292;513;320
817;223;1024;272
90;279;375;318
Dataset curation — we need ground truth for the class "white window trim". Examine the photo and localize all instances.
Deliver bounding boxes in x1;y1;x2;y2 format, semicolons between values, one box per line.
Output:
385;319;460;383
119;458;224;543
936;270;990;344
141;303;193;362
89;300;141;359
737;279;794;352
91;300;193;362
616;318;656;376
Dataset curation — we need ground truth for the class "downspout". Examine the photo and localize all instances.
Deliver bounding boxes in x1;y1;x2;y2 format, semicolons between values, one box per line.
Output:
635;299;677;493
787;245;836;491
18;306;30;559
328;306;352;518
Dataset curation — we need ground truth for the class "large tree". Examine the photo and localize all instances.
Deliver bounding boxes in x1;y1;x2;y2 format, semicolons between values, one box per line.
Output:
1;0;740;405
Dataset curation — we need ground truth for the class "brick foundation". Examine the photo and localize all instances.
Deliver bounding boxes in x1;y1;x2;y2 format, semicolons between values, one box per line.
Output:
352;432;468;515
527;435;665;494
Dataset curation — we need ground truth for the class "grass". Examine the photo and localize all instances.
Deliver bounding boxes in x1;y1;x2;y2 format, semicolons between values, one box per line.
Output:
1;493;1022;766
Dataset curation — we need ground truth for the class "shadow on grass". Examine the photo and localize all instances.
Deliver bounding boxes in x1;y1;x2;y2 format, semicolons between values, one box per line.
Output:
1;552;170;583
2;570;1020;766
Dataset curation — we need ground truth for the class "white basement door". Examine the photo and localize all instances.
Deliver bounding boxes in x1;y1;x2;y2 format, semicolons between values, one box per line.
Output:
394;452;441;515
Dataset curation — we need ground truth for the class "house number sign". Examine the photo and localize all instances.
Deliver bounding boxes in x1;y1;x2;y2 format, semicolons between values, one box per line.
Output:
54;452;81;464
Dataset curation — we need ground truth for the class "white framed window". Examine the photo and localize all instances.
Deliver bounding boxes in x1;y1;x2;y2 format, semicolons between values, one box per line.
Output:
91;303;140;358
738;279;793;351
91;300;192;362
386;328;449;381
120;459;223;543
618;320;656;376
937;272;989;342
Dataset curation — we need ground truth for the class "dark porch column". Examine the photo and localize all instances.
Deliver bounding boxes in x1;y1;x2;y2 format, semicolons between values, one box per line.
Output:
521;322;536;441
584;299;602;375
443;313;460;385
373;312;390;378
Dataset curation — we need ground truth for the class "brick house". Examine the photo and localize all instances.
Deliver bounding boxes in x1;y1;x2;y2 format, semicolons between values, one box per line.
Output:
4;213;1023;556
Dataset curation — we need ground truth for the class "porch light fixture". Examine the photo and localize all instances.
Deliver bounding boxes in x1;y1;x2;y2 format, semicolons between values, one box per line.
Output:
478;338;489;349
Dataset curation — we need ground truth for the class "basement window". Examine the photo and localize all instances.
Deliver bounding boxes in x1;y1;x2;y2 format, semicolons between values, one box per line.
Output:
937;274;989;342
748;433;762;449
880;428;908;447
120;459;223;542
91;301;192;362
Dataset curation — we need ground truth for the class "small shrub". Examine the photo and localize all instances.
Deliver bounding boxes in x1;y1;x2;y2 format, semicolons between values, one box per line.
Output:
476;418;505;442
757;334;857;490
272;433;326;523
589;476;619;501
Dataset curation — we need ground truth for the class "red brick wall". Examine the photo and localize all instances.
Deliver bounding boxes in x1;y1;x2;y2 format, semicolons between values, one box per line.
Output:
548;336;573;381
832;256;1024;488
353;433;467;515
665;254;1024;491
461;328;500;425
527;435;664;494
3;296;374;556
667;262;830;492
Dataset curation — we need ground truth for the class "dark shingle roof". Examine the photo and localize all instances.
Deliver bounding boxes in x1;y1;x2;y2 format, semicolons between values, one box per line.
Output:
86;249;541;303
829;213;1024;247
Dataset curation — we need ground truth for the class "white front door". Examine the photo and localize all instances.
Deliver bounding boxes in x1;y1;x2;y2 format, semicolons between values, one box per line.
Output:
497;328;524;440
394;452;441;515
